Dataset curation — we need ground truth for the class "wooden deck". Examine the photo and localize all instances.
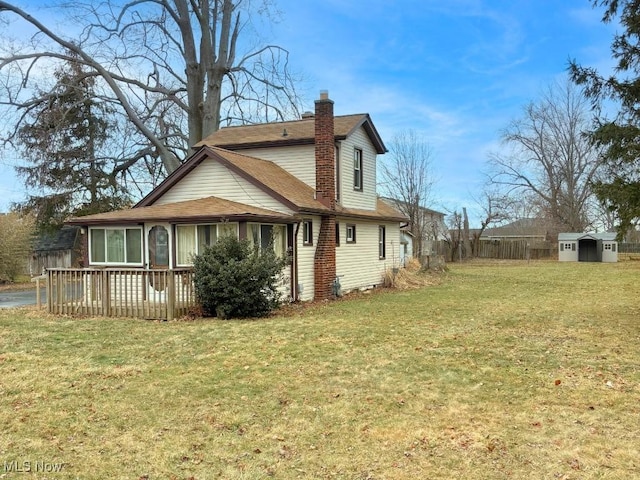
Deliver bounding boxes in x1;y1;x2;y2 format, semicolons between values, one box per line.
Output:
47;268;196;320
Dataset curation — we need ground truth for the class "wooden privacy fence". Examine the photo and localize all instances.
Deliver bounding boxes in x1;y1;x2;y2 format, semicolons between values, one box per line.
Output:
475;240;552;260
435;240;553;261
47;268;196;320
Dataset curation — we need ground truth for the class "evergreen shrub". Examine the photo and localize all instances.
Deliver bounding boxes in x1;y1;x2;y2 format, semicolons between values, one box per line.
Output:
193;235;287;319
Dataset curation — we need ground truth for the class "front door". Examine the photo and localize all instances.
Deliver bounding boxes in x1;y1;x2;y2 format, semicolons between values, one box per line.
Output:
148;225;170;269
147;225;170;293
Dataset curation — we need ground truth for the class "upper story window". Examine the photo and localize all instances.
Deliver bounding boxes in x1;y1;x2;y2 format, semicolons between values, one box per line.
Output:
353;148;363;191
90;227;143;265
303;219;313;246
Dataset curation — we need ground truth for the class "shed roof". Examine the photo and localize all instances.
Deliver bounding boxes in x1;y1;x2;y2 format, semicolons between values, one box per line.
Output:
558;232;617;242
33;225;81;252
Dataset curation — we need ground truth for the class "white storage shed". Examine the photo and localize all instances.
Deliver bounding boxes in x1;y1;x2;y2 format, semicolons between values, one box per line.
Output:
558;232;618;263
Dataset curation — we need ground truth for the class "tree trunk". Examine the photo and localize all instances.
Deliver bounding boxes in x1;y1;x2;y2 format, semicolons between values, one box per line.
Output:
463;207;472;259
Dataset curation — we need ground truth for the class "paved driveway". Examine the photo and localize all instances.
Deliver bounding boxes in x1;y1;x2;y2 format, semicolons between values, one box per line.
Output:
0;289;40;308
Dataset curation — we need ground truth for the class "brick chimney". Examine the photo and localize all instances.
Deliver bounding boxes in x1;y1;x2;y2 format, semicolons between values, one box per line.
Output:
313;90;337;300
314;90;336;210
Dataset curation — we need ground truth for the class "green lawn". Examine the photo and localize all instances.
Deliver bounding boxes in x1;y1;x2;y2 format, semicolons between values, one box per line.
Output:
1;261;639;479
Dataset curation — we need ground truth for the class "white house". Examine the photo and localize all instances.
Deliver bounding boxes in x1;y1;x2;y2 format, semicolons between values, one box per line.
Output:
67;91;407;302
558;232;618;263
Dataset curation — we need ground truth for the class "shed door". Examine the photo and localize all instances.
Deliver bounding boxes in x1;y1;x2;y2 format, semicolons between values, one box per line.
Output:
578;239;598;262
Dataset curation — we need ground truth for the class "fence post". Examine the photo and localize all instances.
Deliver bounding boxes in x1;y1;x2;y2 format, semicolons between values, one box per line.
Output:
102;270;111;317
166;270;175;321
47;270;53;313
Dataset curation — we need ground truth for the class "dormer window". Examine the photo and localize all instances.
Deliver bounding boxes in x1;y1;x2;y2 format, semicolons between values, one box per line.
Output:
353;148;363;191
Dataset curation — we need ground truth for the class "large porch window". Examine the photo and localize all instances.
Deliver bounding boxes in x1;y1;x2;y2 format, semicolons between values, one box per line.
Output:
90;227;143;265
176;222;239;266
248;223;287;257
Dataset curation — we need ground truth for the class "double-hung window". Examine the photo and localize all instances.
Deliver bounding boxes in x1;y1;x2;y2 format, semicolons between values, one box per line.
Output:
379;226;386;259
353;148;363;191
90;227;143;265
303;219;313;246
346;224;356;243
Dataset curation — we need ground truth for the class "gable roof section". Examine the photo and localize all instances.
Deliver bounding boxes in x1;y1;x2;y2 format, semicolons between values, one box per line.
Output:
196;114;387;154
70;146;406;225
138;146;329;213
67;196;294;226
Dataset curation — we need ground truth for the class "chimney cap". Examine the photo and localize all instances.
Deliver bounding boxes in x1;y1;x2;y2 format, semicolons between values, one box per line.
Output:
319;89;329;100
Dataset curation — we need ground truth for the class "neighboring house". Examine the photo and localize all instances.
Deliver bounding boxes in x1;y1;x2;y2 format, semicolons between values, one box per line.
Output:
558;232;618;262
380;197;446;258
399;228;413;266
480;218;550;243
30;226;82;274
67;91;407;302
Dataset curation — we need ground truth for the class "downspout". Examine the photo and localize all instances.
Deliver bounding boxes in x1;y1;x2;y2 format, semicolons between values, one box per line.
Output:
292;222;301;301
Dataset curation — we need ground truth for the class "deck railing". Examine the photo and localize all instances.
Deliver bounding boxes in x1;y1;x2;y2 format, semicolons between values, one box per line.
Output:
47;268;196;320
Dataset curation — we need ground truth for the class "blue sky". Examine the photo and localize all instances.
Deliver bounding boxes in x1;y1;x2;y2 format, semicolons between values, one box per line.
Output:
0;0;617;224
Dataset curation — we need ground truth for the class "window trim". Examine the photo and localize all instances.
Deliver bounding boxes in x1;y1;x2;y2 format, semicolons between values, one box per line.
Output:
353;148;363;191
303;219;313;246
379;225;386;259
346;224;356;244
335;222;340;247
89;226;144;266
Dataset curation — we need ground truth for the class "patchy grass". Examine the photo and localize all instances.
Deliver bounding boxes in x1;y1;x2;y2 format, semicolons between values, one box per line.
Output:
0;261;639;479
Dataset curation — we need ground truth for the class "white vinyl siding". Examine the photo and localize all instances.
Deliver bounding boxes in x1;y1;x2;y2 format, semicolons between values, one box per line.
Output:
234;145;316;188
155;159;294;214
338;127;378;210
296;216;320;301
335;220;401;294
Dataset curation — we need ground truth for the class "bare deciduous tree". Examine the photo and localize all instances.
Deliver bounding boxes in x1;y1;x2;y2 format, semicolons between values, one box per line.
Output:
379;129;438;258
0;0;302;177
488;79;603;236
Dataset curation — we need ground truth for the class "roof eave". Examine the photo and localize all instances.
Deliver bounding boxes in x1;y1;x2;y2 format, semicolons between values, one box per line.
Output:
68;213;298;227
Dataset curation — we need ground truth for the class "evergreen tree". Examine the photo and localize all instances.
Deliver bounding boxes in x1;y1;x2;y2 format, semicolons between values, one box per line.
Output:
15;54;130;233
570;0;640;237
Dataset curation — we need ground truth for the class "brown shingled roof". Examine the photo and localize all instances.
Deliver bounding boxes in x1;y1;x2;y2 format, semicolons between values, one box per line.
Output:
67;196;294;226
196;114;387;154
206;147;329;212
74;145;405;226
336;199;409;222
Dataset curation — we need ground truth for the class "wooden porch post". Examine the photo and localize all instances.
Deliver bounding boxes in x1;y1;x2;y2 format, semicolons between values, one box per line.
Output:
166;270;175;321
